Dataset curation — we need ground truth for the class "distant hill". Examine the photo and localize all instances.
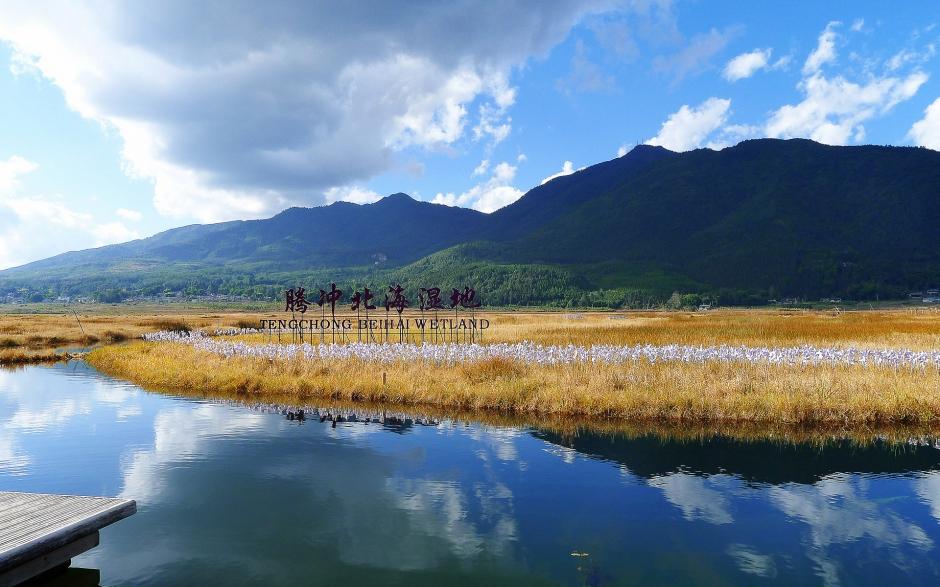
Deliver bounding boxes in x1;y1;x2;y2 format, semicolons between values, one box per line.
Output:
3;139;939;307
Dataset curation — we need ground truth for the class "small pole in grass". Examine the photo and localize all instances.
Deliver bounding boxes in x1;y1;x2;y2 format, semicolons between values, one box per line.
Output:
383;371;387;388
65;301;86;340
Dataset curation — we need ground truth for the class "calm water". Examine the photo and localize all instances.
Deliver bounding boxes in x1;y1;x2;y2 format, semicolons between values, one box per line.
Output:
2;364;940;586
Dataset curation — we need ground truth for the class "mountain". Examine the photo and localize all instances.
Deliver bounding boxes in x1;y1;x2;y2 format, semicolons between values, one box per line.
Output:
477;138;940;299
8;193;487;277
3;139;940;306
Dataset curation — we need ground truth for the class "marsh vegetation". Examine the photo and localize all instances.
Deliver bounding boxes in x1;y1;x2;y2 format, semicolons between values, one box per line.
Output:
83;308;940;428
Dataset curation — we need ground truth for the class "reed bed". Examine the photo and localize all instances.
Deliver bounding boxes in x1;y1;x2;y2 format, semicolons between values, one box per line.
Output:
89;333;940;426
5;307;940;351
0;347;68;365
0;311;278;361
217;395;940;448
11;307;940;427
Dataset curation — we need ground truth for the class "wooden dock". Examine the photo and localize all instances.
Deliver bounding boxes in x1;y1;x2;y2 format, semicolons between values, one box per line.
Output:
0;492;136;586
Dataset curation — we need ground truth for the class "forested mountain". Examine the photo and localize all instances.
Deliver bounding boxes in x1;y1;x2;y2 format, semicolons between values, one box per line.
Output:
3;139;939;307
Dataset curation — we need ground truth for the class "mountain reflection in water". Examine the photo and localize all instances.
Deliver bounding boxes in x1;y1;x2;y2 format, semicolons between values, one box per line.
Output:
1;362;939;586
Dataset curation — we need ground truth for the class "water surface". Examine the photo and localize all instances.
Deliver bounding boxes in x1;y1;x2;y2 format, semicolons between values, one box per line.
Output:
2;363;940;586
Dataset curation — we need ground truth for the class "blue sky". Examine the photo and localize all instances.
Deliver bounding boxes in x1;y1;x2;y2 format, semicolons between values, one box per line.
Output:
1;1;939;268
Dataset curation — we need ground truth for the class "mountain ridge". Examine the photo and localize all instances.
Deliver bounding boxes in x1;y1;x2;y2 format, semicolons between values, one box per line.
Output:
3;138;939;306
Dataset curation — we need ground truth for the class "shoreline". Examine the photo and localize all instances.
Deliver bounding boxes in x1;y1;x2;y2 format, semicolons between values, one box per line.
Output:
149;387;940;447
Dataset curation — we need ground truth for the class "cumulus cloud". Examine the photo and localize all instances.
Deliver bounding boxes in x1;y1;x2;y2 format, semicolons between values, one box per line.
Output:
766;70;928;145
723;48;773;82
0;1;618;223
706;123;761;150
433;161;523;213
0;155;139;268
909;97;940;150
646;97;731;151
540;160;585;184
803;21;840;75
762;20;930;146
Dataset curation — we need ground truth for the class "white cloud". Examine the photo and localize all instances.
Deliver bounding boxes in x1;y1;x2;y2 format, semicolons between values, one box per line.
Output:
850;19;865;33
115;208;143;222
726;544;777;578
0;155;140;268
323;186;382;205
646;97;731;151
803;21;841;75
706;124;761;150
649;473;735;525
473;78;515;145
0;2;617;222
472;159;490;177
772;55;793;70
616;144;630;157
766;70;928;145
770;474;931;585
915;472;940;523
433;161;523;213
909;97;940;150
723;48;772;82
886;44;936;72
0;155;37;192
540;160;585;184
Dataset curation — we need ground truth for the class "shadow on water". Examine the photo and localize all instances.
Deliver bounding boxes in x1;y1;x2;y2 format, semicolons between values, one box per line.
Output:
530;429;940;485
248;397;940;484
23;567;99;587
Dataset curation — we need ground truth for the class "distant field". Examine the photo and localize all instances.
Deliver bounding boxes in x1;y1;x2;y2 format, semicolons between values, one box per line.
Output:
5;305;940;352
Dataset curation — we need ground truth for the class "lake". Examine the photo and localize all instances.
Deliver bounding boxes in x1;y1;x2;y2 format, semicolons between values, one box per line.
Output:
2;362;940;586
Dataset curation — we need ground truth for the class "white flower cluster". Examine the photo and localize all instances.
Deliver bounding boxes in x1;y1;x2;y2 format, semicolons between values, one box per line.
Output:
142;328;259;341
212;327;262;336
142;330;940;370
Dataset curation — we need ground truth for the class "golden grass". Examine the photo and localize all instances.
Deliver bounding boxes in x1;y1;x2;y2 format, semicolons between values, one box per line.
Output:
0;311;280;363
88;337;940;428
234;308;940;350
5;307;940;351
206;393;940;447
480;308;940;349
0;347;69;365
10;306;940;430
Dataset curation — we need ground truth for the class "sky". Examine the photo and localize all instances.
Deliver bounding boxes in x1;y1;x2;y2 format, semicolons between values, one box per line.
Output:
0;1;939;269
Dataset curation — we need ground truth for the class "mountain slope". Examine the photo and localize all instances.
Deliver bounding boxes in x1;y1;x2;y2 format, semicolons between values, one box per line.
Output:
494;139;940;297
2;139;940;305
4;193;489;278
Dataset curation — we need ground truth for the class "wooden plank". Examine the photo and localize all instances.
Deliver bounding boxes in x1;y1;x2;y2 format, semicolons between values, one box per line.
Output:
0;532;97;587
0;492;136;585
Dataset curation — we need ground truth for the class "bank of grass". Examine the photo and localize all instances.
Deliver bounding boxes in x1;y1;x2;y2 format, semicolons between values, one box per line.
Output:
0;347;67;365
88;337;940;427
14;307;940;426
0;311;280;364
